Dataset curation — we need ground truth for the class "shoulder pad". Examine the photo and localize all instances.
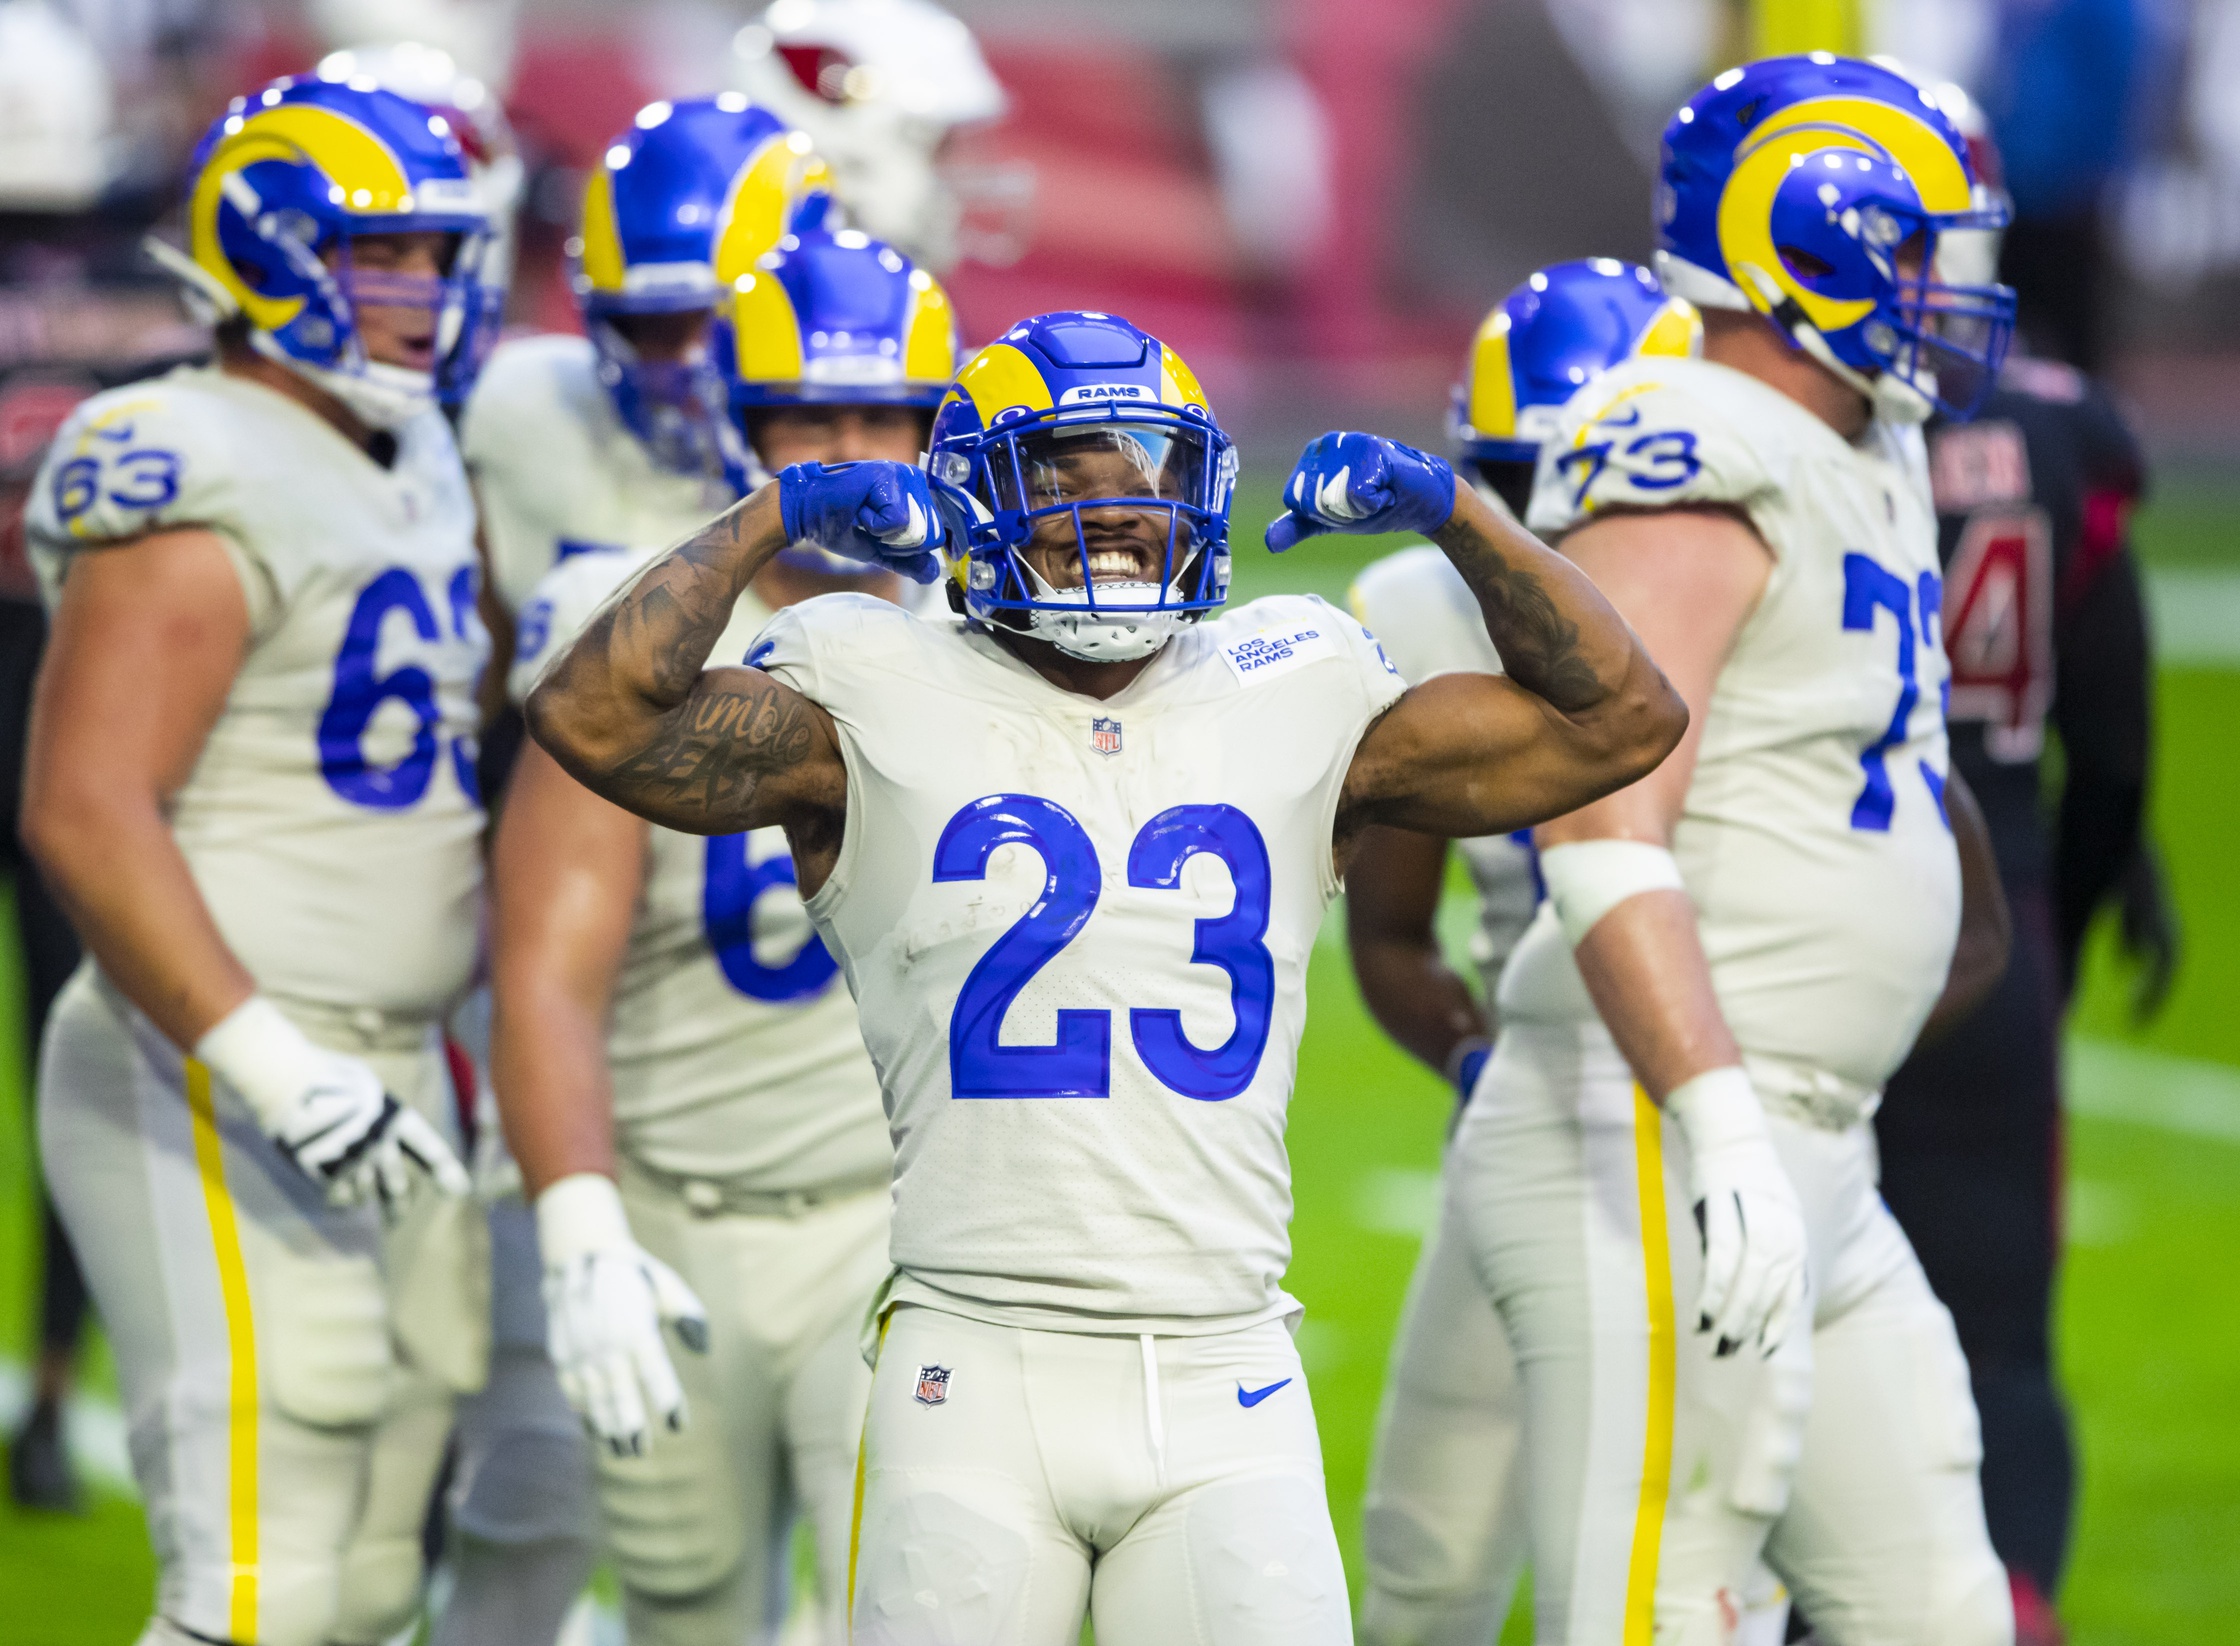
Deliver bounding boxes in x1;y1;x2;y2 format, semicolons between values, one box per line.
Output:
26;376;231;551
1526;359;1773;537
459;334;600;465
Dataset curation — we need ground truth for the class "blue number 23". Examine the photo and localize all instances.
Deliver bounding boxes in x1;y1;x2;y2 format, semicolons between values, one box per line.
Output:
932;795;1276;1102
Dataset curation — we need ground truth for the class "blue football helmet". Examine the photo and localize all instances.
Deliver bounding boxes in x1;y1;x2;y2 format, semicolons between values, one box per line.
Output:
927;311;1238;662
1655;53;2016;422
715;225;958;567
153;75;496;428
575;94;832;483
720;226;957;412
1450;258;1699;511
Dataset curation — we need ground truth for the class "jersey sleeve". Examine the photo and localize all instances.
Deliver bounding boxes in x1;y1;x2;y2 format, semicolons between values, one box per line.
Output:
741;596;822;699
24;380;280;630
1347;544;1505;686
456;336;550;476
460;336;603;614
506;549;638;706
1285;592;1405;720
1525;371;1773;541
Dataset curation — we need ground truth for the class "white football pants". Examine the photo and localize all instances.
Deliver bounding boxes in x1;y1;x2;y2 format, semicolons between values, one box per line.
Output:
42;965;488;1646
1358;1135;1787;1646
849;1304;1353;1646
1452;1019;2012;1646
596;1165;890;1646
1358;1153;1529;1646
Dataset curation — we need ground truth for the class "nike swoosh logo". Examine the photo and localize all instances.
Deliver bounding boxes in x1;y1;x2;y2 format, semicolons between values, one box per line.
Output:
1236;1379;1291;1408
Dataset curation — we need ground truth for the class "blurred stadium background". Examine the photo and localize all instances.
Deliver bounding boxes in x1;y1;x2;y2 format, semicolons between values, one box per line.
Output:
1;0;2236;1640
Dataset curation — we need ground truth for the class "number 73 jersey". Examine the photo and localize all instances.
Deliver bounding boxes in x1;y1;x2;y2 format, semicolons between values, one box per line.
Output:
27;365;487;1020
754;592;1405;1333
1521;354;1960;1091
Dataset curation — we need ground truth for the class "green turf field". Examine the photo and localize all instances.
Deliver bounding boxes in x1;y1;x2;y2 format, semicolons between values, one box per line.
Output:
1;474;2235;1642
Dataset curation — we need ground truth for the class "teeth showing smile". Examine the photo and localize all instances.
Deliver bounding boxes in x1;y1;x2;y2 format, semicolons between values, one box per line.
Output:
1087;549;1146;580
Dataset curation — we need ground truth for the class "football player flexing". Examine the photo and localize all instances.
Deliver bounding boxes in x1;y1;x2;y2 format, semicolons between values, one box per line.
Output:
524;308;1684;1645
21;78;494;1646
1346;258;1701;1646
489;227;956;1646
1873;84;2160;1646
1449;56;2018;1646
435;99;846;1646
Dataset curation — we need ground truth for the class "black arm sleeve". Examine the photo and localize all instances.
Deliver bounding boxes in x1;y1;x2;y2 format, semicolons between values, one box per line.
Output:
2050;547;2150;987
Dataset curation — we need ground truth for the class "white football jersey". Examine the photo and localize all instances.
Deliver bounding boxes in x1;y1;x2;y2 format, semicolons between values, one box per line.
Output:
459;333;736;615
1512;354;1959;1090
756;593;1406;1331
507;551;891;1193
26;364;485;1020
1348;545;1543;994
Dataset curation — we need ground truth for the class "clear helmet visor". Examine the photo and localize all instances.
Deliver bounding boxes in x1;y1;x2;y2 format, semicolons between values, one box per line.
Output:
996;422;1214;521
937;407;1236;661
991;420;1229;614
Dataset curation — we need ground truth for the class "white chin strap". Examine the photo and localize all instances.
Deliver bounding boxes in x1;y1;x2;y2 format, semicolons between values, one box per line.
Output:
1020;572;1185;663
250;331;435;430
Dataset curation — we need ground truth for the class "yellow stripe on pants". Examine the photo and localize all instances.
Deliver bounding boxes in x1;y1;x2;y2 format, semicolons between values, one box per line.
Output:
186;1058;260;1643
846;1309;894;1630
1622;1086;1677;1646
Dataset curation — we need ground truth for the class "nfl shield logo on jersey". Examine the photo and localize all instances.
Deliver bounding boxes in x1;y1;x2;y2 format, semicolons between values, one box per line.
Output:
1090;716;1123;757
914;1364;952;1406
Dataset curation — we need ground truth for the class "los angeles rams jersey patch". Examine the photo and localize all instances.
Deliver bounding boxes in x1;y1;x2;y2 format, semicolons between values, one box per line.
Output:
1221;621;1340;686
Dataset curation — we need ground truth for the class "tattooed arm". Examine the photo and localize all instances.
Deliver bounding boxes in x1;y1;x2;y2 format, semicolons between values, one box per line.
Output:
1338;484;1687;855
524;486;848;868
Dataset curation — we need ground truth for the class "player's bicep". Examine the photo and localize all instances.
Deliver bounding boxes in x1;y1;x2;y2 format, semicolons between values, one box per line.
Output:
1344;670;1615;838
490;740;646;1012
28;528;250;813
529;656;843;837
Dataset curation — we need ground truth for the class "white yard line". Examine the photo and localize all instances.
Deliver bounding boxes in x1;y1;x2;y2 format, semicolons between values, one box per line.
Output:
2145;566;2240;666
2066;1036;2240;1144
1343;1037;2240;1245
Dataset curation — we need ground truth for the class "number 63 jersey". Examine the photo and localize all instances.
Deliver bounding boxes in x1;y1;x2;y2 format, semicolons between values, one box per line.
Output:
1519;353;1960;1091
754;591;1405;1333
26;365;486;1020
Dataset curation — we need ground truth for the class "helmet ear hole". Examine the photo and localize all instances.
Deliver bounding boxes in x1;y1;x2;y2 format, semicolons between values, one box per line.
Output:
1779;245;1837;283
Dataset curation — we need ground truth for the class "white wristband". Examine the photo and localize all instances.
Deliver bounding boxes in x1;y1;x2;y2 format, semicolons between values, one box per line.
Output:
535;1172;634;1266
193;995;326;1131
1539;840;1687;947
1660;1065;1767;1149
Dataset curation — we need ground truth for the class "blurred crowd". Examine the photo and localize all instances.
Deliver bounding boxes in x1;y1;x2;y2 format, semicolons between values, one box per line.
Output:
2;0;2232;409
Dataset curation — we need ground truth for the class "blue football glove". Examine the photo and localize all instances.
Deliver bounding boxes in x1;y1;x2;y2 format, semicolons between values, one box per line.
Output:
1265;432;1457;553
776;461;945;584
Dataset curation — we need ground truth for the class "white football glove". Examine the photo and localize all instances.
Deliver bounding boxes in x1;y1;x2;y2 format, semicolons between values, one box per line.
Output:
1664;1066;1810;1357
536;1173;710;1456
195;996;471;1214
